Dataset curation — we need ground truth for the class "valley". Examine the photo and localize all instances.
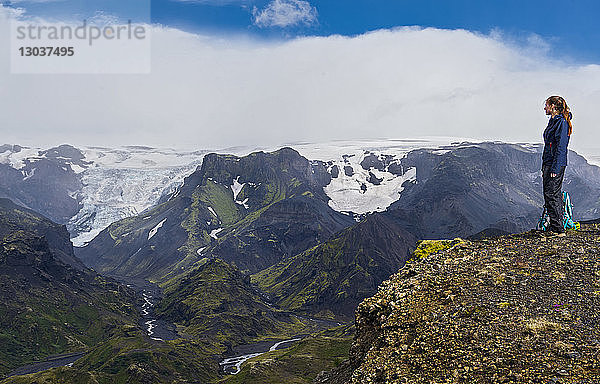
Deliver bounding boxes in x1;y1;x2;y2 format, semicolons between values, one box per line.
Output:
1;140;600;383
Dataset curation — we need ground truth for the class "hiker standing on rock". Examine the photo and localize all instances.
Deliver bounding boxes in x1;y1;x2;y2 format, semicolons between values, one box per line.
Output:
541;95;572;236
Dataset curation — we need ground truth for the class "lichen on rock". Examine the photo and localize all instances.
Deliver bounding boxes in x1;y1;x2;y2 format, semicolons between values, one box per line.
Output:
320;224;600;383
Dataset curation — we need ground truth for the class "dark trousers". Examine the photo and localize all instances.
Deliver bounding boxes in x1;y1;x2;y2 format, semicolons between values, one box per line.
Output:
542;165;566;232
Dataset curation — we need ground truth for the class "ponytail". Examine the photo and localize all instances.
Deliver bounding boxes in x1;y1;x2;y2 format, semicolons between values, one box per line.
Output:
546;95;573;136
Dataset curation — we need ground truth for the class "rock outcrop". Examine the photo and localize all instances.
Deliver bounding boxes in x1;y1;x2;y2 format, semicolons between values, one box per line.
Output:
319;224;600;383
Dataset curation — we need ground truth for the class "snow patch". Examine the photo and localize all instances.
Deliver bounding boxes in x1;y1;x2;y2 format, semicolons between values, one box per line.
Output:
69;163;87;174
148;218;167;240
196;247;206;255
22;168;36;181
210;228;223;239
207;207;217;218
324;158;417;214
1;147;43;169
231;176;246;200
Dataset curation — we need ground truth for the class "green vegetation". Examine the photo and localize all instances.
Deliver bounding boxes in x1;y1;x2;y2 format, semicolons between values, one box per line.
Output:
4;332;219;384
253;214;416;319
219;332;353;384
341;225;600;383
0;231;139;376
411;238;464;259
157;259;321;352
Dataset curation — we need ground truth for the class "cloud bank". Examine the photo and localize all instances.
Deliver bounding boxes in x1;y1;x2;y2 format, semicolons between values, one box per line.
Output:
1;6;599;155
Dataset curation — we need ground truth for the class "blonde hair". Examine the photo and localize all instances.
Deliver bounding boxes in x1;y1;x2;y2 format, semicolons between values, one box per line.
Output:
546;95;573;135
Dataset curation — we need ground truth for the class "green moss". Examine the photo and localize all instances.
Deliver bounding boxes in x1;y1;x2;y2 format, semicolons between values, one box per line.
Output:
412;239;464;259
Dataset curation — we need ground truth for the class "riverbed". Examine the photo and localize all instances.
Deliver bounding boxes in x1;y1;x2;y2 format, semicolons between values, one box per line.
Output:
219;338;303;375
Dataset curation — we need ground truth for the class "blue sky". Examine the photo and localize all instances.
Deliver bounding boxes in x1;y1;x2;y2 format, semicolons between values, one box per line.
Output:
154;0;599;63
2;0;600;152
5;0;600;63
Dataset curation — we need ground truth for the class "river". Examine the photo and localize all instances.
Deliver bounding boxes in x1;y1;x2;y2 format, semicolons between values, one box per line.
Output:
219;338;302;375
124;279;178;342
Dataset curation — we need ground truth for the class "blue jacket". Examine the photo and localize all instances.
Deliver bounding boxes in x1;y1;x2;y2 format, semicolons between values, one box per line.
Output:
542;114;570;174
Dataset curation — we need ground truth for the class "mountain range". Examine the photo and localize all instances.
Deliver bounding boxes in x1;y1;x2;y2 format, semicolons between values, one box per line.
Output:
2;140;600;383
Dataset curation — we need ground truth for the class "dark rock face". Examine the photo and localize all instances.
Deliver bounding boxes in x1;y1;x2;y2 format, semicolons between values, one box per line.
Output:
76;196;192;279
255;213;417;319
360;153;400;174
77;147;354;280
343;166;354;177
367;172;382;186
0;198;84;270
0;145;85;224
211;195;353;273
386;142;600;239
330;165;340;179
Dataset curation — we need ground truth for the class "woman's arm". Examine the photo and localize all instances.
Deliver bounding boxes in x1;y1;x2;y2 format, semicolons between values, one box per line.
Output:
550;118;569;176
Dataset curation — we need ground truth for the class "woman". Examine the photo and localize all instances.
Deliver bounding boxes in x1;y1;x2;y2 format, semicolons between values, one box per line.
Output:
541;95;573;236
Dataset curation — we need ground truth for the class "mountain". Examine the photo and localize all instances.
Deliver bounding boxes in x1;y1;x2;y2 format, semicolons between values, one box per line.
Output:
76;147;354;280
0;144;84;224
0;198;84;270
155;258;321;353
0;200;223;383
0;215;138;376
253;213;417;319
0;139;461;248
2;140;599;248
385;142;600;239
0;144;204;246
318;224;600;383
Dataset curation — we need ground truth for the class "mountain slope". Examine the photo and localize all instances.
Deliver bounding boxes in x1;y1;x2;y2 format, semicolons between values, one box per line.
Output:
0;145;84;224
386;142;600;239
0;228;138;376
321;224;600;383
76;147;354;281
0;143;204;246
253;213;417;319
155;258;320;353
0;198;84;270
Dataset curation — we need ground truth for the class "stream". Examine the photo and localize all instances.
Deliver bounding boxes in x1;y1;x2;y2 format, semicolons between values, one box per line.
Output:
219;338;302;375
125;280;178;341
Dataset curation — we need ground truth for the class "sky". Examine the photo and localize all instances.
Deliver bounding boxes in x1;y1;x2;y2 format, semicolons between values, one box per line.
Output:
0;0;599;155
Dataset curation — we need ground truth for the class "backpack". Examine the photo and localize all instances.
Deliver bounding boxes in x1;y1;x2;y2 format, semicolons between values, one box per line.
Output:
537;191;580;231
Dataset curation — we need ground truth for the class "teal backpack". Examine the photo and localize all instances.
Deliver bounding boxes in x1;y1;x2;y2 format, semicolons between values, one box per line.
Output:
537;191;580;231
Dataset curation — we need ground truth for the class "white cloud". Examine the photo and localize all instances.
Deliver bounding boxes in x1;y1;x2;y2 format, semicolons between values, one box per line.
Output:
1;5;600;157
252;0;317;28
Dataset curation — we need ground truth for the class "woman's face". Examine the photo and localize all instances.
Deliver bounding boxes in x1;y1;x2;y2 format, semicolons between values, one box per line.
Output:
544;101;555;116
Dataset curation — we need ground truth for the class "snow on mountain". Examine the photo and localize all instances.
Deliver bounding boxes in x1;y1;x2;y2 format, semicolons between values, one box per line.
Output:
231;176;245;200
67;147;204;246
0;146;42;169
1;144;205;246
325;165;417;214
290;138;477;215
5;139;595;247
148;218;167;240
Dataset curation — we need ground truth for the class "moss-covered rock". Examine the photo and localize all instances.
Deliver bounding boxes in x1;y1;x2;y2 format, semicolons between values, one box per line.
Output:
320;224;600;383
